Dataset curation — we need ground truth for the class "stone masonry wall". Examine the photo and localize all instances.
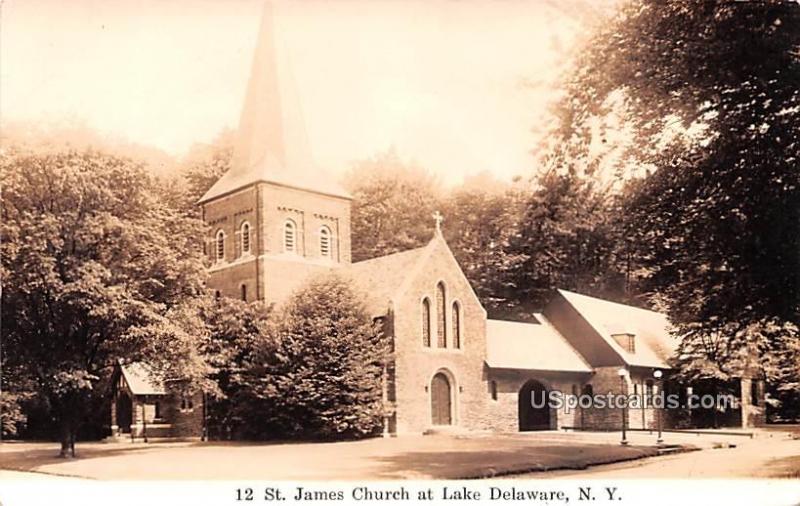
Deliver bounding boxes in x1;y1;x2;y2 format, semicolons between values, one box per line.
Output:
203;182;351;305
486;370;588;432
391;240;489;434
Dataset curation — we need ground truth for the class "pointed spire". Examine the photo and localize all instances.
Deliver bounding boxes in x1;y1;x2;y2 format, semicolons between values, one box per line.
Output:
199;1;350;203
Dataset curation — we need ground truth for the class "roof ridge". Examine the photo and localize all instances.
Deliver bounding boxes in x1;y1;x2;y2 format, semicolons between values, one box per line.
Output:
557;288;666;318
350;244;429;267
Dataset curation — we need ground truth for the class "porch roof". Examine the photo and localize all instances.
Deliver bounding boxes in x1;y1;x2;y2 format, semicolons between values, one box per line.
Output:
120;363;166;396
485;316;593;373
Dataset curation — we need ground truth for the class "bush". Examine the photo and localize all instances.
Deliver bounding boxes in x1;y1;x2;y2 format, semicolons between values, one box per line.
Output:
238;273;388;440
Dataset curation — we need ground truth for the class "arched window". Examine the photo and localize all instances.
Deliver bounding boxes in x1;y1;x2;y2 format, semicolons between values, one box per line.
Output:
215;230;225;262
283;219;297;253
451;301;461;349
240;221;251;255
436;282;446;348
422;298;431;347
241;284;247;302
582;384;593;397
319;225;332;259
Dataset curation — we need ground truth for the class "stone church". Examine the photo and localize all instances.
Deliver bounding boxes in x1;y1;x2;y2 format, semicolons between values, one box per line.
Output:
110;3;764;440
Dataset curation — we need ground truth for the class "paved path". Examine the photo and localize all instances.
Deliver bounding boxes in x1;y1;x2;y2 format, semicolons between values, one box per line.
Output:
520;434;800;479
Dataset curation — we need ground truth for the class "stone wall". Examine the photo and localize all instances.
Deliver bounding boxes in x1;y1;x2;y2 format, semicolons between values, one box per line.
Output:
486;370;588;432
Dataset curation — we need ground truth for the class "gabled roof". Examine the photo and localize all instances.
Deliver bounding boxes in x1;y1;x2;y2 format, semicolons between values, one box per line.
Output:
343;246;429;317
199;2;350;203
343;230;486;319
557;289;678;369
486;316;593;373
120;363;166;396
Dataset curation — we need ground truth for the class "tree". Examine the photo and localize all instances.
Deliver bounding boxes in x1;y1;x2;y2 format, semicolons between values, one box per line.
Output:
200;296;274;440
344;149;442;262
243;274;387;440
159;130;234;219
507;169;626;315
1;147;211;455
441;173;526;318
549;0;800;405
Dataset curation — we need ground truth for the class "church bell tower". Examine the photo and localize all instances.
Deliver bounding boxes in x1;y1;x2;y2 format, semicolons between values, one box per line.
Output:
198;1;352;305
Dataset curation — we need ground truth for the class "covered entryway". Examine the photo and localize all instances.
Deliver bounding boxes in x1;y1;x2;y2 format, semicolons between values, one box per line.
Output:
519;379;551;431
431;373;452;425
116;392;133;433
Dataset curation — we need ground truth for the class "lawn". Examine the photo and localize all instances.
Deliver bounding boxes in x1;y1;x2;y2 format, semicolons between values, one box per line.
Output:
0;433;659;480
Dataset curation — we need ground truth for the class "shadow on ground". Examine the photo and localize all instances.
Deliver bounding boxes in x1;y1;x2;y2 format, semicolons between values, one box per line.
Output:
0;442;176;474
371;444;658;479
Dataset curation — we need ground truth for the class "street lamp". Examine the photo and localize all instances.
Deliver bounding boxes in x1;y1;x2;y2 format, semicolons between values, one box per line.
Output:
618;368;628;446
653;370;663;444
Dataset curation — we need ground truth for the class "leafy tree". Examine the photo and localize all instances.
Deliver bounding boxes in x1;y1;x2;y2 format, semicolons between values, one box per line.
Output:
344;149;442;262
181;132;234;211
441;173;526;318
0;391;29;437
1;147;211;455
549;0;800;409
200;297;274;440
507;170;625;315
244;274;387;440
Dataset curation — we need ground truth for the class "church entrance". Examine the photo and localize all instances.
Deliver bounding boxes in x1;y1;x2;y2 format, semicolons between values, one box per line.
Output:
431;373;452;425
518;379;551;431
116;392;133;433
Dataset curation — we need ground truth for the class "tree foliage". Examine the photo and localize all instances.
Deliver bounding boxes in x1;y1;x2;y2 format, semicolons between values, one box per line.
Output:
508;170;626;315
549;0;800;396
240;274;387;440
0;147;211;454
344;149;441;262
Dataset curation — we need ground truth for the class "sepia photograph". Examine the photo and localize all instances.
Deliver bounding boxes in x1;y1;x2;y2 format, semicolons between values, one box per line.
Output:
0;0;799;503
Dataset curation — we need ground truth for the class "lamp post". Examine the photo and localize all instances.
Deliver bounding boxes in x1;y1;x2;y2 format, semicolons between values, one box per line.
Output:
653;370;663;444
618;368;628;446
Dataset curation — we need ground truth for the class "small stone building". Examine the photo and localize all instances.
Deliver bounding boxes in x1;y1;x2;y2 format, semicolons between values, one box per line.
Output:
109;363;204;441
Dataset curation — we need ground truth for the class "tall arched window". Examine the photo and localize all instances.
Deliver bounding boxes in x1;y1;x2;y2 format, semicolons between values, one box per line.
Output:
436;282;446;348
241;284;247;302
283;219;297;253
215;230;225;262
240;221;251;255
422;298;431;347
451;301;461;349
319;225;332;259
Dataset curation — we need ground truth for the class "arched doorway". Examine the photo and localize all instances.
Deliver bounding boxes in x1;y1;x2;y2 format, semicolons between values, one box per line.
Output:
431;373;452;425
518;379;551;431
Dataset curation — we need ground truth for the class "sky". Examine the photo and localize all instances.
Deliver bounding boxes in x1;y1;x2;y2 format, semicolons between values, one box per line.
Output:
1;0;618;185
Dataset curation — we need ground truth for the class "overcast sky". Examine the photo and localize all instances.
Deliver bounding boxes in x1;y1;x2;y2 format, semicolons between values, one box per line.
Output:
1;0;617;185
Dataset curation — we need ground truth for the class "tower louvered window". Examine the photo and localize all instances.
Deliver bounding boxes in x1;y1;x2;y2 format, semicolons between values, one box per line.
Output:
319;226;331;258
215;230;225;262
284;219;297;253
241;222;251;255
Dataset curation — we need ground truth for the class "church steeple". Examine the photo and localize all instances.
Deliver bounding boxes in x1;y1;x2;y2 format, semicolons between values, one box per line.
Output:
199;1;350;203
201;2;352;304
